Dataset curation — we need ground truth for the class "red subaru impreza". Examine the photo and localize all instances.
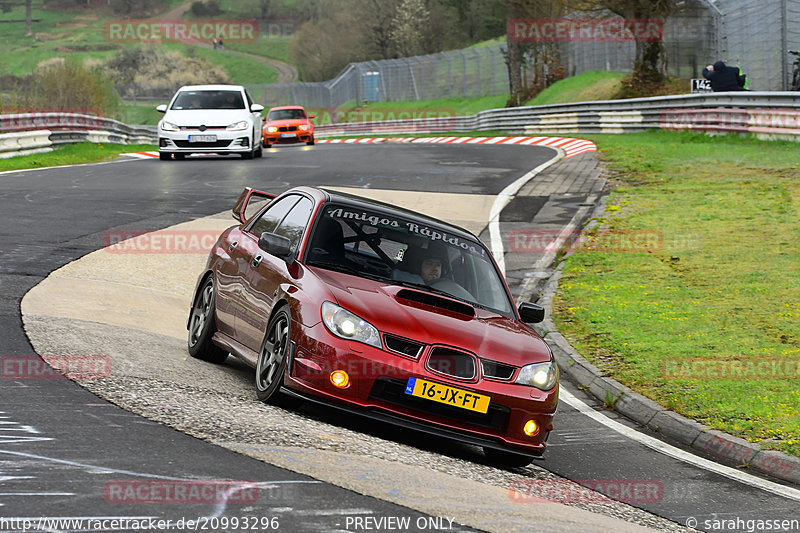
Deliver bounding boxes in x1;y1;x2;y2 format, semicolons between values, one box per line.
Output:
187;186;558;467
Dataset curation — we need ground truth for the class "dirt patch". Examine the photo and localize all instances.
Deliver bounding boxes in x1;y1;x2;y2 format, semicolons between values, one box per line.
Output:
34;32;67;41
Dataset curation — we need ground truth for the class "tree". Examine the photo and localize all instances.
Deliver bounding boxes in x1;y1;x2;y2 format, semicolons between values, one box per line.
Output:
25;0;31;36
572;0;682;85
504;0;569;106
259;0;271;20
389;0;430;57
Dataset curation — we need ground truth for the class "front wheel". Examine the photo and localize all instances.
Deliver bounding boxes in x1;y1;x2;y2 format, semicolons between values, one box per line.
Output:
306;137;315;146
159;152;170;160
188;277;228;363
255;305;291;403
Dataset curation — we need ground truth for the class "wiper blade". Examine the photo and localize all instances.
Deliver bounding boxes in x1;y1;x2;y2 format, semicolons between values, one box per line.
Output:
307;260;361;276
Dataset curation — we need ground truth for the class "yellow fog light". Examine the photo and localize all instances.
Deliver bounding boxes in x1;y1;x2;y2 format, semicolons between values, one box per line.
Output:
330;370;350;388
523;420;540;437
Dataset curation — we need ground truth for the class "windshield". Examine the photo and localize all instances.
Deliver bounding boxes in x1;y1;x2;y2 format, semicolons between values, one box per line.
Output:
171;90;245;110
268;108;307;120
305;203;515;315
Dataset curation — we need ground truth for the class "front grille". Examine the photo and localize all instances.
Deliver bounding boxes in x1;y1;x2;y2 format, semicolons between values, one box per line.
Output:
426;347;476;380
173;140;233;148
481;359;516;381
278;126;298;132
384;334;424;359
369;378;510;432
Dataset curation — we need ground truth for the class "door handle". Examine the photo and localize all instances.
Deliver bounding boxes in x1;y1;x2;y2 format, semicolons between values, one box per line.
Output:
251;255;263;268
229;240;239;252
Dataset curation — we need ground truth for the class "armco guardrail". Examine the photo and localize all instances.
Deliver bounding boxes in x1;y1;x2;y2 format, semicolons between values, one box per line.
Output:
3;94;799;158
316;92;800;141
0;112;157;158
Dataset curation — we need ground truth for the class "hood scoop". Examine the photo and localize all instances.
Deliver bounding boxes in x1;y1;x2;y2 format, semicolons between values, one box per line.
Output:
396;289;475;319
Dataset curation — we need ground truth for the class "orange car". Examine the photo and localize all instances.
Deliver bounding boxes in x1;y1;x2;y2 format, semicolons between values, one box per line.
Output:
262;105;315;147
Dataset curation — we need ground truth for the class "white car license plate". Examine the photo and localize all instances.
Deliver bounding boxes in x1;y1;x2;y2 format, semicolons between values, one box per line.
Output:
280;133;297;138
189;135;216;142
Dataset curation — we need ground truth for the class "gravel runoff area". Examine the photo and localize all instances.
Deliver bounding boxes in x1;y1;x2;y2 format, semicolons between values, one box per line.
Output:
20;209;695;533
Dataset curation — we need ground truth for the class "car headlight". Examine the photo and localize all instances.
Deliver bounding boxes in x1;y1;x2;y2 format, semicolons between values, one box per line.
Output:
299;124;310;131
160;121;179;132
226;120;249;131
266;126;278;133
515;361;558;390
321;301;382;349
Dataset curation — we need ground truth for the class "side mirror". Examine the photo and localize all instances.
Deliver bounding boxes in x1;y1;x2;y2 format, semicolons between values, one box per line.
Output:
156;104;167;113
251;103;265;113
261;117;266;123
309;114;316;119
258;232;292;261
518;302;545;323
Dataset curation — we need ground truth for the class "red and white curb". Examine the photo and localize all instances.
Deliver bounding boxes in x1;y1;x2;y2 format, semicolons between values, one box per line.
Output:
317;136;596;158
124;136;596;160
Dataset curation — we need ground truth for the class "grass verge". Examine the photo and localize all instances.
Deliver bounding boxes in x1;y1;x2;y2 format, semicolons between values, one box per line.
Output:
554;131;800;457
0;143;155;173
529;71;627;105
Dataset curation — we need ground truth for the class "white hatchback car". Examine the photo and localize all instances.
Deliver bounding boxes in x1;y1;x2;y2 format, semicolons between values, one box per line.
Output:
157;85;264;160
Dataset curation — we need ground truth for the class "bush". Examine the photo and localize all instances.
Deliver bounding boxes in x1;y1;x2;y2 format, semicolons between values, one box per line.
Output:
190;0;223;17
1;57;121;118
104;46;232;97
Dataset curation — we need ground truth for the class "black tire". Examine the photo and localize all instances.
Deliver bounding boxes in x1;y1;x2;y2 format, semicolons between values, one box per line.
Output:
255;305;291;403
159;152;170;160
306;137;315;146
482;447;534;468
264;141;272;148
241;149;254;159
174;153;185;160
187;277;228;364
254;141;263;158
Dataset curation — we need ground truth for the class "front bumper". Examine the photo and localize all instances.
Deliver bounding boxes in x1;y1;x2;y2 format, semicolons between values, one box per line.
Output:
263;131;313;144
159;131;253;154
285;322;558;456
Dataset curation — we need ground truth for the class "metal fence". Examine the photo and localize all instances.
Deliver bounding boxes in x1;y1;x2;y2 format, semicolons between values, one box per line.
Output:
702;0;800;92
245;45;510;110
120;0;800;110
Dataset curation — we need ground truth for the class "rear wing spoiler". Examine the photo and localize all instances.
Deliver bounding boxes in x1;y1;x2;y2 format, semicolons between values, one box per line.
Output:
232;187;277;224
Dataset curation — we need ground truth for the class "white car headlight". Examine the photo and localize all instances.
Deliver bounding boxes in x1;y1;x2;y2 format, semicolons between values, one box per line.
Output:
226;120;249;131
160;121;179;132
321;301;382;349
515;361;558;390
